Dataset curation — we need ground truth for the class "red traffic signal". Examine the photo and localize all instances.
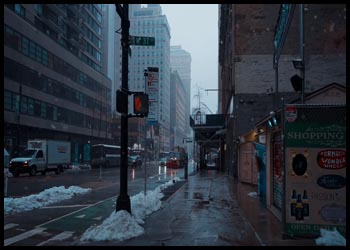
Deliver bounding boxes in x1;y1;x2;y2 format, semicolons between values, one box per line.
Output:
133;93;149;115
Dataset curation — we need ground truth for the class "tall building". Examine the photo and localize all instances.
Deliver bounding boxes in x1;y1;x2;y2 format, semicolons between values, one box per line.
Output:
170;45;192;138
104;4;122;144
218;4;346;176
4;4;113;162
170;70;186;150
129;4;171;155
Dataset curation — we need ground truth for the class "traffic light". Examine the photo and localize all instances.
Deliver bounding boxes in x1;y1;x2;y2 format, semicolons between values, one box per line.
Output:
290;74;302;92
116;89;128;114
133;93;149;115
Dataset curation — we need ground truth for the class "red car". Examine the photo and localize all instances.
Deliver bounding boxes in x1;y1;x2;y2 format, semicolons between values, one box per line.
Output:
166;151;186;169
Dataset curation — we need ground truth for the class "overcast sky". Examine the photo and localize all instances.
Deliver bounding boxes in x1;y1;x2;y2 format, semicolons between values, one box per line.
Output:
161;4;219;114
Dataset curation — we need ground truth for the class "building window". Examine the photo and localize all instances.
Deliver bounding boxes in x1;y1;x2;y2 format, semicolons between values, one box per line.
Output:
42;50;48;66
29;40;36;60
53;106;58;121
15;4;25;17
4;91;12;111
34;100;41;116
22;36;29;56
35;4;42;15
40;102;47;118
36;46;42;62
28;98;34;115
21;96;28;114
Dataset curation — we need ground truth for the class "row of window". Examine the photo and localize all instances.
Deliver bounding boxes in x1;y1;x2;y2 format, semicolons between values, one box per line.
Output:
35;17;61;44
80;53;102;72
5;4;25;17
4;57;110;114
4;24;109;100
85;41;101;62
6;4;103;74
86;27;102;49
5;90;109;132
87;4;102;24
83;9;102;35
135;19;166;26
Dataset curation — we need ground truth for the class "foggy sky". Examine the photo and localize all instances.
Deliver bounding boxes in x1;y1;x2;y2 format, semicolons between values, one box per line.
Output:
161;4;219;114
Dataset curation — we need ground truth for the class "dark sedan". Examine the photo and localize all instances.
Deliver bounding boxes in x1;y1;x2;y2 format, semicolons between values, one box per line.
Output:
128;155;142;168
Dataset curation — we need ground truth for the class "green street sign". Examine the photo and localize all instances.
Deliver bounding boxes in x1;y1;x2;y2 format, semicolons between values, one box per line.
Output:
130;36;155;46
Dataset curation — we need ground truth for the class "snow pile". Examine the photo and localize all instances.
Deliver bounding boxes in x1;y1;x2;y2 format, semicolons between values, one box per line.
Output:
315;227;346;246
80;177;181;242
4;186;91;215
248;191;258;198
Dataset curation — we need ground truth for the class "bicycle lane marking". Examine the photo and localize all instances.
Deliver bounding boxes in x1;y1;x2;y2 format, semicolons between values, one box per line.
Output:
36;196;117;233
35;176;178;234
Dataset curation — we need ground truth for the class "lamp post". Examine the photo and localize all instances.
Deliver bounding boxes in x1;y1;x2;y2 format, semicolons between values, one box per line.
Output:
291;5;305;103
299;4;305;104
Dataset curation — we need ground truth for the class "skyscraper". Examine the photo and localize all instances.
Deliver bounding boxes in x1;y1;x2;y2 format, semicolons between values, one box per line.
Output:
4;4;112;162
170;45;192;138
129;4;171;154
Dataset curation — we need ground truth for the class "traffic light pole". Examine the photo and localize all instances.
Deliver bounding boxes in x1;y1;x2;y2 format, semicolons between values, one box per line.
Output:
115;4;131;213
144;70;148;196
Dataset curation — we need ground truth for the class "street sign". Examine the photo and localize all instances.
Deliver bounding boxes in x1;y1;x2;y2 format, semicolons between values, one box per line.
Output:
285;105;297;122
130;36;155;46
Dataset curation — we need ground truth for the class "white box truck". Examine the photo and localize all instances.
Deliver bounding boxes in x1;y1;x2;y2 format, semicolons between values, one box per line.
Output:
9;139;71;177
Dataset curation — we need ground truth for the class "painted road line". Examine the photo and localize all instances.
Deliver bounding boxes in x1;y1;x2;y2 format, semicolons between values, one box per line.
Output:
36;231;74;246
4;223;19;230
75;214;86;218
41;198;115;233
40;204;93;209
4;227;47;246
36;195;116;229
35;178;180;234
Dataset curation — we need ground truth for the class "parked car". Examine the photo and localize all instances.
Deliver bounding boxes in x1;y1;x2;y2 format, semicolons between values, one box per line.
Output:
128;155;142;168
159;157;168;166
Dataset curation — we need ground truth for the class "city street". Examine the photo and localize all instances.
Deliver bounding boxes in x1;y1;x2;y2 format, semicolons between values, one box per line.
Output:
4;161;195;246
4;3;345;246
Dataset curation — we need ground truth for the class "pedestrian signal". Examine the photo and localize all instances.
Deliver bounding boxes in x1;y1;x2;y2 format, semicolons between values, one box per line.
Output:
133;93;149;115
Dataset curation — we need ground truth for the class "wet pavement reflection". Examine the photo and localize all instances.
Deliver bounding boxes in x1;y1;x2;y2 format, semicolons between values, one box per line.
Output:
108;169;261;246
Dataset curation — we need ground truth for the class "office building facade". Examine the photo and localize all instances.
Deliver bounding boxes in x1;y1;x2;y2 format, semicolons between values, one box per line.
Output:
4;4;113;162
128;4;171;154
170;45;192;138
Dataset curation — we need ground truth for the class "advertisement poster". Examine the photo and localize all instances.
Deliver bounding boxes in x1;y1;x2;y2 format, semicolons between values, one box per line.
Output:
145;67;159;125
284;105;346;237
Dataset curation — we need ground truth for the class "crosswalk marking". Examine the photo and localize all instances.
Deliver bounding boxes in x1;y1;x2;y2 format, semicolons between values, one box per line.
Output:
4;227;47;246
4;223;18;230
75;214;86;218
36;231;74;246
40;204;92;209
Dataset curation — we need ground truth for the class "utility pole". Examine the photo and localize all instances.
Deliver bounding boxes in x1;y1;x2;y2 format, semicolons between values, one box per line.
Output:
115;4;131;213
300;4;305;104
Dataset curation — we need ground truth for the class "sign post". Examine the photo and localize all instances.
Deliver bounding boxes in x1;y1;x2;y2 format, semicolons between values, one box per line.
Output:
115;3;131;214
130;36;155;46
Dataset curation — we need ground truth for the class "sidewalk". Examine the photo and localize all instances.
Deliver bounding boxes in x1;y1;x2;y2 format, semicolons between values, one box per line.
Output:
83;169;316;246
